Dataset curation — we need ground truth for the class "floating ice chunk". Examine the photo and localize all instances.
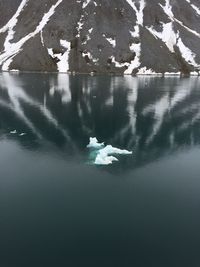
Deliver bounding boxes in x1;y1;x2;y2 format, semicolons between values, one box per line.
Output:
10;130;17;134
19;133;26;136
87;138;132;165
95;145;132;165
87;137;104;148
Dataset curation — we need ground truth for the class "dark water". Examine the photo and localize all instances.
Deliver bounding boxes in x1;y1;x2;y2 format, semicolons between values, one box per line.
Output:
1;72;200;267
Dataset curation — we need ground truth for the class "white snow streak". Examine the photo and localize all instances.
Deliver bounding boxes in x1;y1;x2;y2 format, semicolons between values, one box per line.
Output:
144;94;169;145
82;34;91;45
186;0;200;16
103;35;116;48
110;56;128;68
160;0;200;38
124;43;141;74
137;67;162;75
49;74;71;103
82;51;99;64
147;22;176;52
57;40;71;72
190;4;200;16
0;0;63;70
83;0;91;9
0;72;71;140
148;0;200;68
126;0;145;25
177;36;200;67
48;40;71;72
76;15;84;37
0;0;28;34
124;0;146;74
40;30;45;46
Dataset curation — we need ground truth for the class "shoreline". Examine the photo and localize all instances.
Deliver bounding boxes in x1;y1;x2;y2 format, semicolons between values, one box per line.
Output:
1;69;200;77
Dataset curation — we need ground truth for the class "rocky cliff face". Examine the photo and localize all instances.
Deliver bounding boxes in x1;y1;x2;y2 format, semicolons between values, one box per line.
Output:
0;0;200;75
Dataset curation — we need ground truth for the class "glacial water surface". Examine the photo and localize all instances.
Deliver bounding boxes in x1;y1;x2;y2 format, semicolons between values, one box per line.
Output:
1;73;200;267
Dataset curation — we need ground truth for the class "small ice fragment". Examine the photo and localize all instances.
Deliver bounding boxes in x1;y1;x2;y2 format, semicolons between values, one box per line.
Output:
19;133;26;136
10;130;17;134
87;137;132;165
87;137;104;148
94;145;132;165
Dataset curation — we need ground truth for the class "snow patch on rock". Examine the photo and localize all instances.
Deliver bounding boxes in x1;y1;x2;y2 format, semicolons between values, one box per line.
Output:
103;34;116;48
137;67;162;75
48;40;71;72
82;51;99;64
0;0;63;70
57;40;71;72
146;22;176;52
177;35;200;67
124;0;146;74
83;0;91;9
186;0;200;16
160;0;200;38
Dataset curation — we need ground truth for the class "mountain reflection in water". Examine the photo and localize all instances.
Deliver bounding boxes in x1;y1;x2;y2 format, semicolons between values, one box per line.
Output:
1;73;200;267
0;72;200;170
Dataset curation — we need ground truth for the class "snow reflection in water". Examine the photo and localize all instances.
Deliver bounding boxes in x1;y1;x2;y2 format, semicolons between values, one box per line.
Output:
0;72;200;170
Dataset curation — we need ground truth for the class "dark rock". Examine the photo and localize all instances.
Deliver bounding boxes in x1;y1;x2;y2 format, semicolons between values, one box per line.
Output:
0;0;200;74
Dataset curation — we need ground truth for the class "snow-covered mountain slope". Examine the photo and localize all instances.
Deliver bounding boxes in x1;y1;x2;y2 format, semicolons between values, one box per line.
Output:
0;0;200;75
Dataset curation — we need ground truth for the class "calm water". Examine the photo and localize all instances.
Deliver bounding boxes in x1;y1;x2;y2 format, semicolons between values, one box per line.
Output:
1;73;200;267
